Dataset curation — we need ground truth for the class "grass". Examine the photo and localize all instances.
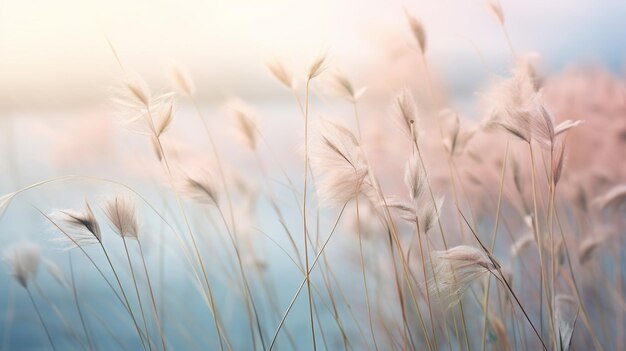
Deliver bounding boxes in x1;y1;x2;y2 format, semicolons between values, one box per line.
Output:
0;2;624;351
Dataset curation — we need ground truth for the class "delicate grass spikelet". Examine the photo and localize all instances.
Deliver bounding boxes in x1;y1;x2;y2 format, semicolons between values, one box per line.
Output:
525;99;581;149
418;196;444;234
578;235;605;264
150;136;164;161
311;118;369;206
495;93;554;147
170;64;196;96
123;76;151;107
442;111;476;157
180;172;219;206
430;245;495;307
267;60;294;89
43;258;69;290
386;152;443;232
392;88;420;141
102;195;140;240
307;55;327;80
487;1;504;25
555;120;583;136
592;184;626;211
4;241;41;288
486;88;581;150
404;9;426;53
0;192;16;219
227;98;259;150
381;198;415;222
488;314;510;351
404;152;426;202
325;72;367;103
510;232;535;258
554;294;579;351
155;101;174;137
481;57;538;133
114;75;176;137
50;202;102;249
524;97;555;148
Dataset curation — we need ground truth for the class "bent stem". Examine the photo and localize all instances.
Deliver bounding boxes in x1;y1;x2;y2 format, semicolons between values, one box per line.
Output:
458;210;548;350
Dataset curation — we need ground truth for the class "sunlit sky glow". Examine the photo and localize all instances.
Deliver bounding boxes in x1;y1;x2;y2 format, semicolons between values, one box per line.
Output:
0;0;625;107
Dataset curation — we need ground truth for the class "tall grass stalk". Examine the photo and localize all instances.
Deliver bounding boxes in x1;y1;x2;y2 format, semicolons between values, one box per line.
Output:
302;76;318;351
120;236;152;350
25;287;57;351
69;253;97;351
481;140;509;351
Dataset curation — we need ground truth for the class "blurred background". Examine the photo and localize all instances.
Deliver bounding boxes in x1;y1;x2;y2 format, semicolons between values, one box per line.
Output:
1;0;625;108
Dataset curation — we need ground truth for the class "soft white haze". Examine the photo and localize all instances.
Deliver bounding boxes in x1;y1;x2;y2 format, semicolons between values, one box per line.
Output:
0;0;624;107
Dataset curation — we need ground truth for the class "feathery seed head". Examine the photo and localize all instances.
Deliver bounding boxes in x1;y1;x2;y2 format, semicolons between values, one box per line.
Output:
554;295;579;351
102;195;140;239
227;98;259;150
170;64;196;96
0;192;16;219
180;172;220;206
430;245;495;307
325;72;367;103
307;55;327;80
50;202;102;249
311;118;369;206
392;88;420;141
404;153;425;202
404;9;427;53
487;1;504;25
123;77;151;107
267;60;294;89
4;241;41;288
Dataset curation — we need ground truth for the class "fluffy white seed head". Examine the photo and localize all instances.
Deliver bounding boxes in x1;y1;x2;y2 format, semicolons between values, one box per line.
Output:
102;195;140;240
113;75;176;137
4;241;41;288
311;119;369;207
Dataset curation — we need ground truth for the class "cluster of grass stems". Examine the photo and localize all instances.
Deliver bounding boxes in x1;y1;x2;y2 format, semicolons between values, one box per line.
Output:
1;3;625;351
